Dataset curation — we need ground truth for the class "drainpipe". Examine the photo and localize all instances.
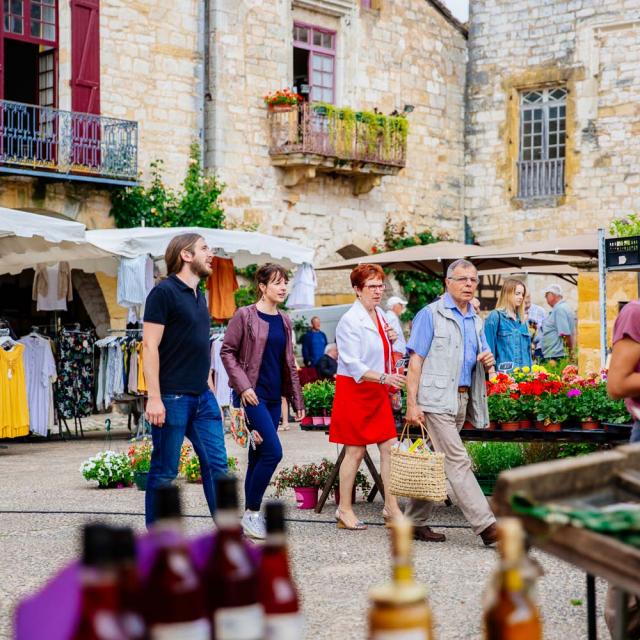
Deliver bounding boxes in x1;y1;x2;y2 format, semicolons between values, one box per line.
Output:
198;0;209;167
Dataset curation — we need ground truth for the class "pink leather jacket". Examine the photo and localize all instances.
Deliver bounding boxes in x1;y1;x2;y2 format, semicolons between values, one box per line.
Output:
220;304;303;411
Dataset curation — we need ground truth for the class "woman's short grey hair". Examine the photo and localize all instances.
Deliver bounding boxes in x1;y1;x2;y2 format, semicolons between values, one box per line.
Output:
446;259;477;279
325;342;337;354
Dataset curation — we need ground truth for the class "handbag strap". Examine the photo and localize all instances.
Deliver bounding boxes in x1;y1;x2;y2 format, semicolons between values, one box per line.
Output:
398;420;428;446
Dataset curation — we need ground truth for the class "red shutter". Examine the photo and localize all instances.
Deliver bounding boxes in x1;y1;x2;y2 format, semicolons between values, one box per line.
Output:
0;0;4;101
70;0;100;115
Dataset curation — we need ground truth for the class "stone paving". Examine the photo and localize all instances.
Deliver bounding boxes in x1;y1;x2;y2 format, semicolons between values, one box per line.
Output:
0;416;610;639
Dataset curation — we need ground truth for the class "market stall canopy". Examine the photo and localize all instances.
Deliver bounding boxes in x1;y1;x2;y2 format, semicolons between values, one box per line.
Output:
482;233;599;259
86;227;314;270
477;263;581;285
317;241;592;277
0;207;118;276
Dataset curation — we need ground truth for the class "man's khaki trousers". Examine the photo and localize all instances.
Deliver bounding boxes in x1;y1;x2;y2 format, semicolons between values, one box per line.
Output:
404;391;496;535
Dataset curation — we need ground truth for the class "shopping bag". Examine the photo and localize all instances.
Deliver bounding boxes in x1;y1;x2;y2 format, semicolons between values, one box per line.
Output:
389;422;447;502
229;407;249;448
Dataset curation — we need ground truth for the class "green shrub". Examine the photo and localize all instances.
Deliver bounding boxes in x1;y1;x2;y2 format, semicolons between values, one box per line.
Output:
466;442;525;475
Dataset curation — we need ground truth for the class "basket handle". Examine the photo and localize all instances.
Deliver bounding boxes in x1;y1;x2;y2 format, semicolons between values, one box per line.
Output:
398;420;428;446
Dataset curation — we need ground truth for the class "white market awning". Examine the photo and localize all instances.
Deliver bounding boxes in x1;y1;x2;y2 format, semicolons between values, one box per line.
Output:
86;226;314;269
0;207;118;276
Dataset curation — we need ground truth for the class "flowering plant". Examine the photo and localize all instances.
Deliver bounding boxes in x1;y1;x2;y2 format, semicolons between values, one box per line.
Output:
179;443;239;483
127;437;152;473
263;88;303;107
535;392;569;425
488;393;521;423
272;462;323;497
80;451;134;488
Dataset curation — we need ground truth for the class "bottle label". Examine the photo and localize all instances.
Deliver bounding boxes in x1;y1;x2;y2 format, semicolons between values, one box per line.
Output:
371;630;430;640
265;613;304;639
150;619;211;640
214;604;264;640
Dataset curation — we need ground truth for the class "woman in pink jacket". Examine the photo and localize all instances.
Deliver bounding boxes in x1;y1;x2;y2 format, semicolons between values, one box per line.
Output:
221;264;304;539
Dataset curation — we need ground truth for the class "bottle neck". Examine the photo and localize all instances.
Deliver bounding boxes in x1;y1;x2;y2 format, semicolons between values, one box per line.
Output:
215;508;240;531
265;532;287;549
151;517;183;547
501;565;525;593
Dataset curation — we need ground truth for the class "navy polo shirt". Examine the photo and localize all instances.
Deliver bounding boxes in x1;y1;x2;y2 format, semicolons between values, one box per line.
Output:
143;274;210;395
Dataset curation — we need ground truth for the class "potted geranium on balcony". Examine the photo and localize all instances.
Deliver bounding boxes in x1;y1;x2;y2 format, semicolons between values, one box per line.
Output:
263;88;303;112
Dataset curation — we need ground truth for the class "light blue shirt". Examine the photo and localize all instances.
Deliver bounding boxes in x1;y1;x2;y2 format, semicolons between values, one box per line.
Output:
407;293;489;387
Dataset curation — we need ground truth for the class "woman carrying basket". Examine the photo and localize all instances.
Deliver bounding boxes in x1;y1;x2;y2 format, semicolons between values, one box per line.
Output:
329;264;405;531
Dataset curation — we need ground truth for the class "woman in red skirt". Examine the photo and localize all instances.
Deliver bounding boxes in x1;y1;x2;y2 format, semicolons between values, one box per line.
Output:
329;264;406;530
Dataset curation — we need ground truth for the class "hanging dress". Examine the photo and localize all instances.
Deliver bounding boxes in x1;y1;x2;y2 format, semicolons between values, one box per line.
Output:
0;344;30;438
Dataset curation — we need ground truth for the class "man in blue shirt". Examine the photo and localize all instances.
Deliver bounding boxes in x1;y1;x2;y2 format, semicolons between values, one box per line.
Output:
404;259;497;545
301;316;328;367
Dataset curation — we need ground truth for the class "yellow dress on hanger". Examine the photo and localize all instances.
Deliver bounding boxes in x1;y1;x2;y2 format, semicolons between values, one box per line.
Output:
137;342;147;393
0;344;30;438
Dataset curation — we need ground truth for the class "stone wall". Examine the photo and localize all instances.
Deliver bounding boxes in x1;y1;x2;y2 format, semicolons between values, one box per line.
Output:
206;0;467;299
466;1;640;367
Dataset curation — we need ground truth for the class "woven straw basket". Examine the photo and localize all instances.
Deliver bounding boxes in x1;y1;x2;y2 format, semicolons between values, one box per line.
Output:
389;423;447;502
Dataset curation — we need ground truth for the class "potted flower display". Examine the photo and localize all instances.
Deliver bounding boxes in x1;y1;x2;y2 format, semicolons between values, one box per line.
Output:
179;444;239;483
272;462;322;509
535;392;569;431
80;451;134;489
315;458;372;505
263;88;303;111
302;380;335;426
127;437;152;490
490;393;521;431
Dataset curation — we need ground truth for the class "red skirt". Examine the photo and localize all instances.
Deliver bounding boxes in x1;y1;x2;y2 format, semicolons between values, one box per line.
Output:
329;375;397;446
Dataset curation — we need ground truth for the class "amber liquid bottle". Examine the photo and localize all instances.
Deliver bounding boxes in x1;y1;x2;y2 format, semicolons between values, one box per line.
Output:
368;516;434;639
72;523;128;640
204;475;264;640
144;485;211;640
113;526;147;640
483;518;542;640
258;502;304;639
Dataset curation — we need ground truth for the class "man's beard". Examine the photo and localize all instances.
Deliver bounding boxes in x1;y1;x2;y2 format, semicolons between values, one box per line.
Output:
190;260;211;279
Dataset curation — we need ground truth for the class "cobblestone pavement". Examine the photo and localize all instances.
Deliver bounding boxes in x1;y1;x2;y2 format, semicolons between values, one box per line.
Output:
0;415;610;639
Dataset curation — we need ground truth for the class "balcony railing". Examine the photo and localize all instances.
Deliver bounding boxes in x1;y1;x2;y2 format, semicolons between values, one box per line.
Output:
517;158;565;199
0;99;138;184
268;102;407;168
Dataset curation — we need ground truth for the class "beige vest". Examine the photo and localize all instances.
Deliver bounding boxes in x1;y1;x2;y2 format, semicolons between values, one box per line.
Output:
416;297;489;428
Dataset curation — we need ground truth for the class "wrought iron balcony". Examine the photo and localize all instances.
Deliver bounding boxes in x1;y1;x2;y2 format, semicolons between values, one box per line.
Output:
0;99;138;186
517;158;565;199
268;102;407;194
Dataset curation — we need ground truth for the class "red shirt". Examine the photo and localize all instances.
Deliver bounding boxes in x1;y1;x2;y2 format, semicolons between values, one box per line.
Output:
612;300;640;418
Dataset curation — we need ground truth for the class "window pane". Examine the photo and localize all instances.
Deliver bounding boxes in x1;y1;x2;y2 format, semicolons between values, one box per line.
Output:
323;33;334;49
549;134;557;145
551;88;566;100
322;56;332;71
523;135;531;148
312;56;323;70
534;135;542;146
31;20;41;36
533;110;542;120
43;6;54;22
549;147;558;159
4;15;9;30
522;149;531;161
11;0;22;14
322;88;333;102
559;132;566;144
533;148;542;160
310;86;321;101
44;23;54;39
31;2;41;18
533;121;542;132
313;31;322;46
549;120;557;131
559;106;566;117
312;71;322;84
294;26;308;42
523;122;532;135
549;106;557;118
11;16;23;33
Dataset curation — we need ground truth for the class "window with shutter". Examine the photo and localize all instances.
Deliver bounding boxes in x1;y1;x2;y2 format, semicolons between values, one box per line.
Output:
70;0;99;115
293;23;336;104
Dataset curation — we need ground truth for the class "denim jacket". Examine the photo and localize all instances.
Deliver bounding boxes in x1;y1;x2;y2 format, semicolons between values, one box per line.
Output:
484;310;532;370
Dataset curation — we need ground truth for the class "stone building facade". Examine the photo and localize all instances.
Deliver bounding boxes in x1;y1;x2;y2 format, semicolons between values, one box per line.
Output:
465;0;640;370
205;0;467;302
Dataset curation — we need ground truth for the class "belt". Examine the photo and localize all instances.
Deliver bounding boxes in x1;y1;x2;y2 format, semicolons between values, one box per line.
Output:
457;386;470;393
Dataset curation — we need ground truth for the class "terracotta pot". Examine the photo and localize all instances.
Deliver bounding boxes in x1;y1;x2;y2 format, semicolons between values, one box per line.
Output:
500;421;520;431
581;419;601;431
519;419;533;430
541;421;562;432
534;420;545;430
488;421;498;431
268;103;295;112
463;420;475;430
294;486;319;509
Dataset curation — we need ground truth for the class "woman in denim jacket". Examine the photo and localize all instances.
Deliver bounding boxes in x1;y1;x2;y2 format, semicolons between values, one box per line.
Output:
484;278;532;371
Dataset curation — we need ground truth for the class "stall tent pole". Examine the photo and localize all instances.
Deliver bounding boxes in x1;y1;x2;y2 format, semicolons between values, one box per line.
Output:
598;228;607;368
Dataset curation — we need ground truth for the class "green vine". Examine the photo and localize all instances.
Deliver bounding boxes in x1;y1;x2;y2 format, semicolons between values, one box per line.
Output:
610;214;640;238
110;143;225;229
313;103;408;158
375;219;444;319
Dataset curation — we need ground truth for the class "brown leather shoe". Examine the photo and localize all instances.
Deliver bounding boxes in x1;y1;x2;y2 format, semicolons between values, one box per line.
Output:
480;522;498;546
413;526;446;543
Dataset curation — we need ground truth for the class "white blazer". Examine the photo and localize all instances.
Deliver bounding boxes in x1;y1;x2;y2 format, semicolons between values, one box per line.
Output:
336;299;393;382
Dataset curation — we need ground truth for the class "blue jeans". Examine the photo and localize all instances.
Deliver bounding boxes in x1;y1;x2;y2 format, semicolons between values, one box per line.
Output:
233;393;282;511
631;420;640;443
145;390;228;526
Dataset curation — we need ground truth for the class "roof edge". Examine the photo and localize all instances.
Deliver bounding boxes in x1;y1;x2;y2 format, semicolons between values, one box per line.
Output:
426;0;468;37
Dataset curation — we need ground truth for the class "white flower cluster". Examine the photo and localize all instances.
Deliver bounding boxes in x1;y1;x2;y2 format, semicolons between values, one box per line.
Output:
80;450;133;488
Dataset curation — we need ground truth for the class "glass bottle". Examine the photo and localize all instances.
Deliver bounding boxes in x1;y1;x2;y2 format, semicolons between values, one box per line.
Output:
258;502;303;639
72;523;128;640
144;485;211;640
483;518;542;640
368;516;434;639
113;526;147;640
203;475;264;640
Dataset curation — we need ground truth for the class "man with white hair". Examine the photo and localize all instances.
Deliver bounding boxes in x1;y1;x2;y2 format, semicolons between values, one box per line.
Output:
316;343;338;379
385;295;408;367
404;258;497;545
541;284;575;362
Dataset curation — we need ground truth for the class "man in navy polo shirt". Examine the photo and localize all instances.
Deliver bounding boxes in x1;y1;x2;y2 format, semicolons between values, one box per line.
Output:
143;233;228;526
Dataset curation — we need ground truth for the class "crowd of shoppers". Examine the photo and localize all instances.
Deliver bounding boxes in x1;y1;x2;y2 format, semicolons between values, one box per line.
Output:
143;232;587;544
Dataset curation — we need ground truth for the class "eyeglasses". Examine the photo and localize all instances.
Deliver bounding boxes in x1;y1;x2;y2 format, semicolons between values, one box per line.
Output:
363;284;387;291
448;276;479;284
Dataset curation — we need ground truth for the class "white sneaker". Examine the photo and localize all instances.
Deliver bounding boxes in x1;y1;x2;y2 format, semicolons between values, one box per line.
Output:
241;511;267;540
